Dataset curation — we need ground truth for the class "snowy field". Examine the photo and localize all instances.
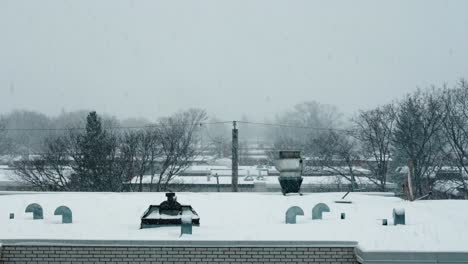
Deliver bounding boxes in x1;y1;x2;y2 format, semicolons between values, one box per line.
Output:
1;192;467;252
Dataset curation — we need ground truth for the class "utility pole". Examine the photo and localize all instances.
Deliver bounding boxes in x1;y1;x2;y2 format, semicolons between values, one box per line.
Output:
215;173;220;192
232;121;238;192
406;159;415;201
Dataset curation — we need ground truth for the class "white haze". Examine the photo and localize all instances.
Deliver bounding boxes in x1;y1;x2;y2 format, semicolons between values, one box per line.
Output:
1;0;468;121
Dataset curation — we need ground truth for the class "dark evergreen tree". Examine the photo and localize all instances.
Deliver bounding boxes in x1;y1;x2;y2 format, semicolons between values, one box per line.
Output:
70;111;123;191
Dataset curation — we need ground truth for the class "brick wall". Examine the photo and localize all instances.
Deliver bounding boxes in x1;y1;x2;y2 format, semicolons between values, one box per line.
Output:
0;245;357;263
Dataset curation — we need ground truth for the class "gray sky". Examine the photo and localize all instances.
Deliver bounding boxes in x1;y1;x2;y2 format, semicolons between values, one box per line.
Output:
1;0;468;121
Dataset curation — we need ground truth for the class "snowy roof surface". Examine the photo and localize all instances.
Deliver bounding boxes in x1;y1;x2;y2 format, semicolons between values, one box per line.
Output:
1;192;467;252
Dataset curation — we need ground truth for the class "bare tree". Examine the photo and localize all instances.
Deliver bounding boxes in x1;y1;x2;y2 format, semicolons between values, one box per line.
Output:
210;134;230;158
393;88;446;198
12;109;209;192
151;109;207;191
311;130;361;191
269;101;343;162
203;118;230;158
441;80;468;198
121;128;159;192
354;104;396;191
14;135;71;191
0;120;12;155
121;131;140;192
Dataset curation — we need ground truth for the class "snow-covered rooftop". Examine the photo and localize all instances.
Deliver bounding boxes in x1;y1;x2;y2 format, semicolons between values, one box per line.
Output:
1;192;467;252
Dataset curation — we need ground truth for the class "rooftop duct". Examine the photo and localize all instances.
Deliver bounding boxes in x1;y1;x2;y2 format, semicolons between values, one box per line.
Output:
312;203;330;220
54;206;72;224
25;203;43;220
285;206;304;224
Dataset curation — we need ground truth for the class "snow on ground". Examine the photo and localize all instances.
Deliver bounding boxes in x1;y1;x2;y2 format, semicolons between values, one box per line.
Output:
0;164;376;186
433;179;468;197
1;192;468;252
131;175;380;186
0;166;18;182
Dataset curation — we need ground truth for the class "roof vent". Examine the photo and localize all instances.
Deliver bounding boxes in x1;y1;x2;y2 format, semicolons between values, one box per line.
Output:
140;193;200;229
180;215;193;236
285;206;304;224
25;203;43;220
393;208;405;225
276;151;303;195
312;203;330;220
54;206;72;224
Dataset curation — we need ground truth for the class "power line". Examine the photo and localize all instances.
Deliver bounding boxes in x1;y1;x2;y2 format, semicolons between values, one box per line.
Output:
2;121;232;132
235;121;354;133
4;120;354;156
1;120;353;133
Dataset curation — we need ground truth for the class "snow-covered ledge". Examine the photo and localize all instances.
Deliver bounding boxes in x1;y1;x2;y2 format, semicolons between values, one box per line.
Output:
355;247;468;264
0;240;359;263
0;239;357;248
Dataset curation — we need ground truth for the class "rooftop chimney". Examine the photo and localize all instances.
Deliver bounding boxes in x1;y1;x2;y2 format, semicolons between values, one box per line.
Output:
275;151;304;195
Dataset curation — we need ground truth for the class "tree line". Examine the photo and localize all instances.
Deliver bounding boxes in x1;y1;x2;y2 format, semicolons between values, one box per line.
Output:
0;109;150;155
12;109;207;192
270;79;468;199
3;79;468;198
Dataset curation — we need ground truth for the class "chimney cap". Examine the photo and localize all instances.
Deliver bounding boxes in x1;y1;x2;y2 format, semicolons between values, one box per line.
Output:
166;192;176;200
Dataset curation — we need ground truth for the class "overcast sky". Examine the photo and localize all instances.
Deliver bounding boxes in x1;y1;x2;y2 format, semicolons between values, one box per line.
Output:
1;0;468;121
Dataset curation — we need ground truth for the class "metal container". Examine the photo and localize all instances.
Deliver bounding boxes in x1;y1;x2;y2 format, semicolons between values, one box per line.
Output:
275;151;303;195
